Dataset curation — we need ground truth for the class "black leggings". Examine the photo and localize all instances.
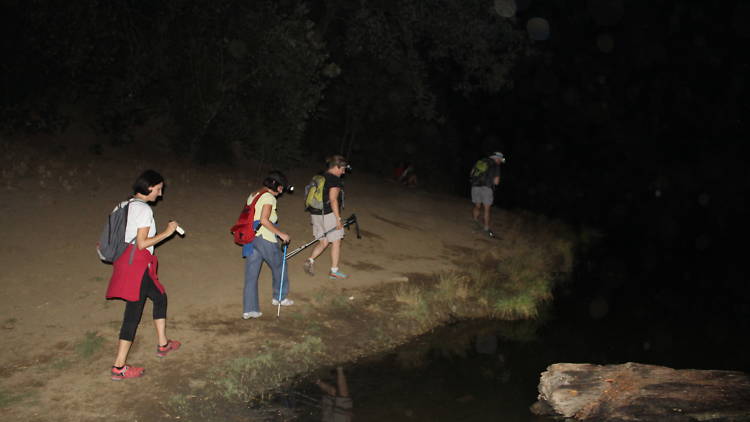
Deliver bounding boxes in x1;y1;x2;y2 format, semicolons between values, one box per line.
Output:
119;269;168;342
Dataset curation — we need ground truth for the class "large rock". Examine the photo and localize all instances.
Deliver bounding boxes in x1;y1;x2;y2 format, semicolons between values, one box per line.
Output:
531;362;750;421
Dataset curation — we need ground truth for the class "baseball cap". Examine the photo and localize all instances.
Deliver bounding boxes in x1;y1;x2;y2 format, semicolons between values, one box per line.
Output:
489;151;505;161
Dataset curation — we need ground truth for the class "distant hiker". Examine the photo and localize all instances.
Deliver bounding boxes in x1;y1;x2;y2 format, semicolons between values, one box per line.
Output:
392;161;406;182
398;162;418;187
470;151;505;238
392;160;418;187
241;171;294;319
105;170;181;380
303;155;349;279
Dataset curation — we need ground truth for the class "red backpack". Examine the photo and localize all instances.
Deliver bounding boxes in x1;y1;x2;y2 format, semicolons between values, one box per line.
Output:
230;189;270;245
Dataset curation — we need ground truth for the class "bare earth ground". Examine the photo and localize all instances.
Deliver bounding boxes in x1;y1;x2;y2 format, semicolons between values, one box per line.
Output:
0;132;509;421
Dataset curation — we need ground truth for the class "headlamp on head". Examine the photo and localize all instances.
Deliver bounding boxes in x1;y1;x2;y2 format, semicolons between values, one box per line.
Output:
490;152;506;163
265;171;294;194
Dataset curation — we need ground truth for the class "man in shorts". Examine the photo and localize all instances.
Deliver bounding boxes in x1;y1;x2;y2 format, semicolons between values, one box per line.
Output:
304;155;349;279
470;151;504;238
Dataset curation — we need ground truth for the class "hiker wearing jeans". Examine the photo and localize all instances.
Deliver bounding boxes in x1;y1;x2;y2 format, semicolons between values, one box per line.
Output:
242;171;293;319
304;155;349;279
470;152;505;238
105;170;181;380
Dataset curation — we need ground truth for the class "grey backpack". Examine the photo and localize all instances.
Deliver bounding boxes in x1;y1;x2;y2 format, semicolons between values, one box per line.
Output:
97;200;137;264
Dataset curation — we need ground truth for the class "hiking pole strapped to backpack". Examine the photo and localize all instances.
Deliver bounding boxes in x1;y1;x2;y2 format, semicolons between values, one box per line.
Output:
285;214;361;260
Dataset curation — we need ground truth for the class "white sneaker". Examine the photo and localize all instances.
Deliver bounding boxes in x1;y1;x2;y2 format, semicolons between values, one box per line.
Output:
242;311;262;319
272;298;294;306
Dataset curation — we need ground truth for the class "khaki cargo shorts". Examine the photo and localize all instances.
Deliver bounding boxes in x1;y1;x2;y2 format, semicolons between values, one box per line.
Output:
311;213;345;242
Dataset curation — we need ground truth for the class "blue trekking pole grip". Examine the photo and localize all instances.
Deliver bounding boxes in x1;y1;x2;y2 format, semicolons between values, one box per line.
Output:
277;243;288;318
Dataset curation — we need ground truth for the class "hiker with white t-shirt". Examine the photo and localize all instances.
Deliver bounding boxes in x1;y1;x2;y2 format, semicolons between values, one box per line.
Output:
105;170;182;380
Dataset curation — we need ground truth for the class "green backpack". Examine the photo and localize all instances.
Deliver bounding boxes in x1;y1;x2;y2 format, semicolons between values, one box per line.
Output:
469;158;490;185
304;174;326;212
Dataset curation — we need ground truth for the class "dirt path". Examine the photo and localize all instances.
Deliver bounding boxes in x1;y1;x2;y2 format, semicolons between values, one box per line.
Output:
0;141;504;421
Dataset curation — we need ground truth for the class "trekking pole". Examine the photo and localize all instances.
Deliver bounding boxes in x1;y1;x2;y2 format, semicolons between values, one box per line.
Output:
351;213;362;239
277;243;288;318
285;214;361;260
285;232;329;260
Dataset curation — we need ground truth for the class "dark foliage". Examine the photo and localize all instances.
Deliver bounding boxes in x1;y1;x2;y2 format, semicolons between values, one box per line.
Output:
304;0;528;187
1;0;331;168
1;0;529;174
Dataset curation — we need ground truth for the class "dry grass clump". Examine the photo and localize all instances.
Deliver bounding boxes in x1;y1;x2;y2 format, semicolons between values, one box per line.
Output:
392;271;477;328
209;334;325;403
436;272;470;301
215;352;276;401
394;283;424;306
394;283;432;328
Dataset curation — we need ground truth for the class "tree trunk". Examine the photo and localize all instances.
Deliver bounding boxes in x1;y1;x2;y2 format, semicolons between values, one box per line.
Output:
531;362;750;421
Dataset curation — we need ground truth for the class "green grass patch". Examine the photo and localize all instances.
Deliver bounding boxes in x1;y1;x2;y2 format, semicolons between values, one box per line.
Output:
0;388;25;408
49;358;72;370
311;287;331;305
289;312;306;321
75;331;105;359
288;335;324;360
492;294;538;319
168;394;190;416
327;294;353;312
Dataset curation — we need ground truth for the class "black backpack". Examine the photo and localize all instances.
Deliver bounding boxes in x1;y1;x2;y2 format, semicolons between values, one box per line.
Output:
97;200;138;264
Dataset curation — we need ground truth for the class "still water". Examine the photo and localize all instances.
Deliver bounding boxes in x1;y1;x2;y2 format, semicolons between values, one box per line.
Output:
277;319;556;421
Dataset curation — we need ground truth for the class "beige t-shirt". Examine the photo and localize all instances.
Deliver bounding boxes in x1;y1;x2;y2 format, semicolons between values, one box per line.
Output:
247;191;278;242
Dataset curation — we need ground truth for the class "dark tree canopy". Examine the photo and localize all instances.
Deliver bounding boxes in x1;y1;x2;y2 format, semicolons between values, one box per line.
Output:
2;1;332;167
1;0;528;173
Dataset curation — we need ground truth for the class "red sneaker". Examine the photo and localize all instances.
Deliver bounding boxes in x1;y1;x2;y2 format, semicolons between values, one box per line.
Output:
156;339;181;357
111;365;144;381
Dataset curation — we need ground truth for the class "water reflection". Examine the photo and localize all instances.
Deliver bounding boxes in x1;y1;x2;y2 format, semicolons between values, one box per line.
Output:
271;320;549;421
315;367;353;422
